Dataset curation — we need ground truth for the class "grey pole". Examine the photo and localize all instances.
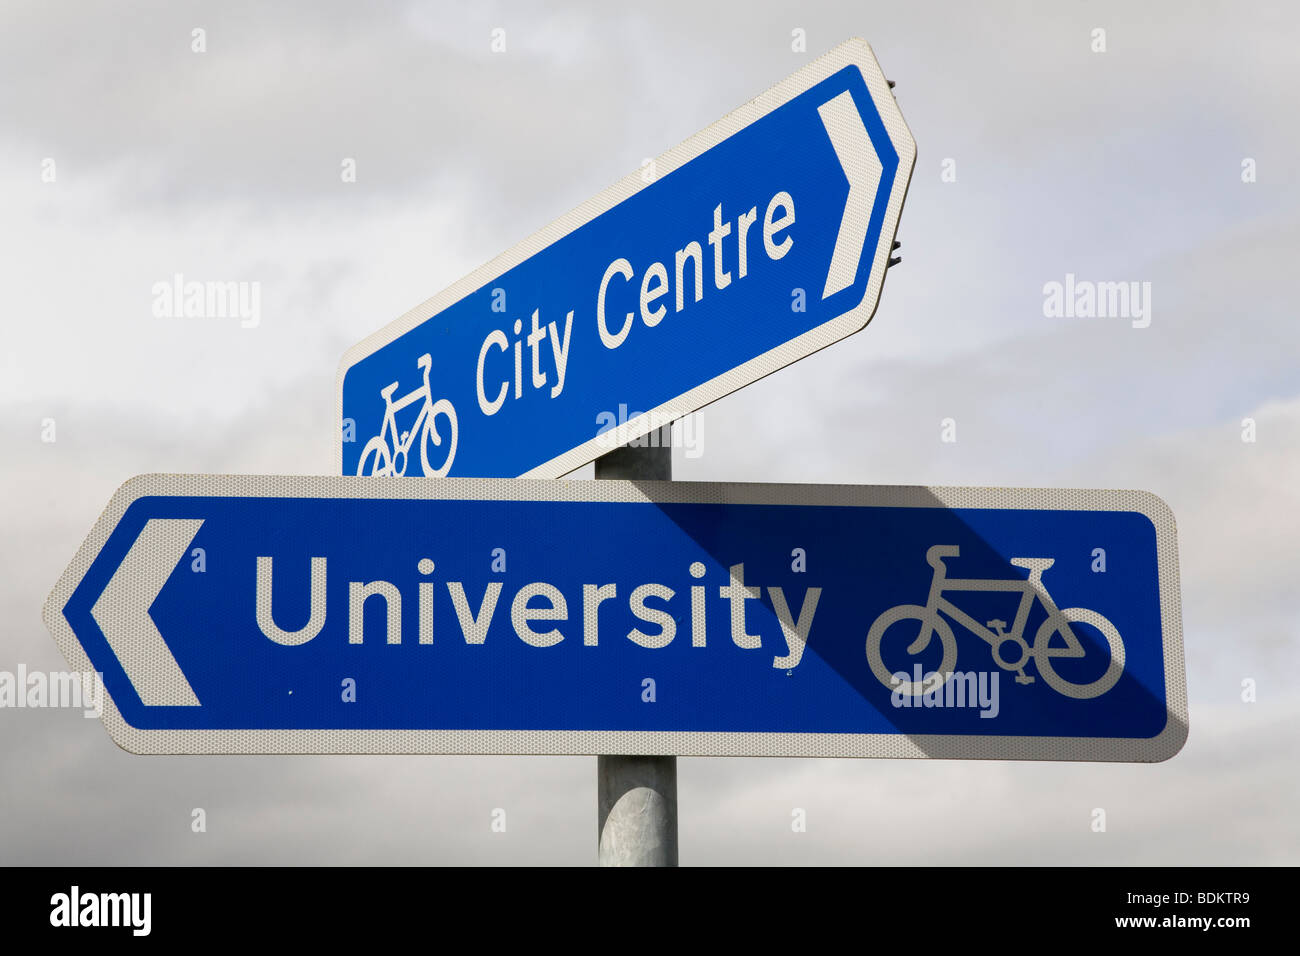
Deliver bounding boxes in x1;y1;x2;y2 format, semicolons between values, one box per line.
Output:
594;432;679;867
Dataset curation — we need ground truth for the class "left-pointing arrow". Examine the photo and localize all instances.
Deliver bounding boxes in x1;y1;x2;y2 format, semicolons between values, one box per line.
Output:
90;518;203;707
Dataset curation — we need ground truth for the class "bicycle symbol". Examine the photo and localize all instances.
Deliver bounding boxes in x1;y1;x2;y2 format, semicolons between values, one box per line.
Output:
356;353;459;477
866;544;1126;700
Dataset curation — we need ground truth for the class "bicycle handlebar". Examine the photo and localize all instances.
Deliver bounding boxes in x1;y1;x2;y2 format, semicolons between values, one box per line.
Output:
926;544;960;568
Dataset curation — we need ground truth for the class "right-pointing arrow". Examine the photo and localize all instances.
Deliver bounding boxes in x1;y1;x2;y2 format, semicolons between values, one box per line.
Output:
818;91;883;300
91;518;203;707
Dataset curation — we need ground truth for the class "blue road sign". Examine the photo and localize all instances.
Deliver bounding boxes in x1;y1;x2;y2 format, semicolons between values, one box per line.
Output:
45;476;1186;760
338;39;916;479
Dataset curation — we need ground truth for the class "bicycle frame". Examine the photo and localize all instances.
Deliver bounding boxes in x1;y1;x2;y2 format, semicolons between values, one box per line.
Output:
357;353;459;478
926;558;1062;653
379;377;432;459
867;546;1126;699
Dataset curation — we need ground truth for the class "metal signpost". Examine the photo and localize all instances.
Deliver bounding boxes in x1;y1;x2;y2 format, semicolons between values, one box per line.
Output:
337;39;916;479
45;474;1186;762
594;443;677;866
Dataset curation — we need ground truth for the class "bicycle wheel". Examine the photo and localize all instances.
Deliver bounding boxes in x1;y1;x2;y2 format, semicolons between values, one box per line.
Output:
866;604;957;696
1033;608;1125;699
356;436;393;476
419;399;459;477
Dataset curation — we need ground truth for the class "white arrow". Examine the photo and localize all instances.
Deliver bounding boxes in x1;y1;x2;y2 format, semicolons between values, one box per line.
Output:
91;518;203;707
818;91;883;300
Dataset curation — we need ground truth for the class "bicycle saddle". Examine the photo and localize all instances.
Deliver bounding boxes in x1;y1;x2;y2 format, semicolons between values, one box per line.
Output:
1010;557;1054;573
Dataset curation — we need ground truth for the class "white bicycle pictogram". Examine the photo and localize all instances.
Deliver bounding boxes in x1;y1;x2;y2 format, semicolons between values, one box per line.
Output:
356;353;459;477
866;544;1126;700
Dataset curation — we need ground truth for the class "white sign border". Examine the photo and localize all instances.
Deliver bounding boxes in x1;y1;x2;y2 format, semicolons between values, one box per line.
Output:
46;474;1187;762
335;38;918;479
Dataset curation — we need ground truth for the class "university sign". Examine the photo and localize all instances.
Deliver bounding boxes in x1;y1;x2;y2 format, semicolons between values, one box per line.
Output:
44;475;1186;761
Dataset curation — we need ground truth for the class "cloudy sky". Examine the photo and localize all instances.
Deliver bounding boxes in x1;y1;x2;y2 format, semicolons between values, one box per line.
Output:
1;0;1296;864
